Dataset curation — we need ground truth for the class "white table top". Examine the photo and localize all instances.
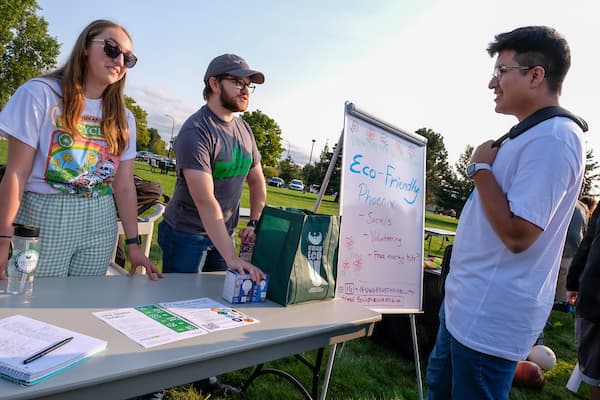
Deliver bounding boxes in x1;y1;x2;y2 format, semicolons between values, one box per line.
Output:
424;227;456;237
0;274;381;400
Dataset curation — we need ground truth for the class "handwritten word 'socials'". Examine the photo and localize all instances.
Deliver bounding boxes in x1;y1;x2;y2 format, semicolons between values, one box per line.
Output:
349;154;420;205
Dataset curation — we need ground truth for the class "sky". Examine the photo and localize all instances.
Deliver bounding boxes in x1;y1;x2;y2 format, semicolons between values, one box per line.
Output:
36;0;600;168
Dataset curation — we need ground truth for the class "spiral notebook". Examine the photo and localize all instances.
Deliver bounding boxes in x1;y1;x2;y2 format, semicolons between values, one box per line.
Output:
0;315;107;386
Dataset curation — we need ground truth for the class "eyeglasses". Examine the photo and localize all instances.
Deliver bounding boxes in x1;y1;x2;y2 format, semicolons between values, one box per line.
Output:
222;77;256;93
90;38;138;68
493;65;532;80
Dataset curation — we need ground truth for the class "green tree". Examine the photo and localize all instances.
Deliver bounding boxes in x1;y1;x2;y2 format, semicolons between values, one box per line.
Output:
0;0;59;108
302;164;318;186
279;155;301;183
437;145;474;216
241;110;284;167
416;127;450;206
454;145;474;182
262;165;279;180
583;148;600;195
147;127;167;156
311;142;342;196
125;96;150;149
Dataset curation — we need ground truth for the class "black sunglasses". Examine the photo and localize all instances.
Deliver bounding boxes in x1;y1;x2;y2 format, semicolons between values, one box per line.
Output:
90;38;138;68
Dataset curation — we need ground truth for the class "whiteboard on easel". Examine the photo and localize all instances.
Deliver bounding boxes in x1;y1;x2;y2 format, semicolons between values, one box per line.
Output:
336;102;427;313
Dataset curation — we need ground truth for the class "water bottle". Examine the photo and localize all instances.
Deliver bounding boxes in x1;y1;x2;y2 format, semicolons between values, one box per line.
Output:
6;225;41;295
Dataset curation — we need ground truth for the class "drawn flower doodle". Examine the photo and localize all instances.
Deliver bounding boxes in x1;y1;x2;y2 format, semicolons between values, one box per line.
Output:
353;255;363;271
380;136;389;149
366;129;375;142
344;236;354;250
342;260;351;270
395;142;404;154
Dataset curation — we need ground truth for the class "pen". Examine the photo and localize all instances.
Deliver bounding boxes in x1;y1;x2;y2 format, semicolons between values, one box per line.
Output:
23;337;74;364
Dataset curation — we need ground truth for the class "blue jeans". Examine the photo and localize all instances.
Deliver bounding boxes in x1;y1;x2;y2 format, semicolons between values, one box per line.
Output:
158;221;228;273
426;304;518;400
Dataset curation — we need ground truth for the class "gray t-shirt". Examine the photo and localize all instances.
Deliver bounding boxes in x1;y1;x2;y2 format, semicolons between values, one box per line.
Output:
164;105;261;235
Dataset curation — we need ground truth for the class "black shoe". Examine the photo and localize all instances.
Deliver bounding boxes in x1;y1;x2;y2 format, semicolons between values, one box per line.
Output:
193;377;240;397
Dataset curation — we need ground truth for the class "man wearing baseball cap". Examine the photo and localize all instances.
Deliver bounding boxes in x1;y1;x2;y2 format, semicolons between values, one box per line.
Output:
158;53;266;283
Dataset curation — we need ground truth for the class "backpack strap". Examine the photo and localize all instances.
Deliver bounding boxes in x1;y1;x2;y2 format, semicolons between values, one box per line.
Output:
493;106;588;148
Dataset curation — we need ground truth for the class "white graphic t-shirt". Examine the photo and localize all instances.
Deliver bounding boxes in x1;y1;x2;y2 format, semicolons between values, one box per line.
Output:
0;78;135;197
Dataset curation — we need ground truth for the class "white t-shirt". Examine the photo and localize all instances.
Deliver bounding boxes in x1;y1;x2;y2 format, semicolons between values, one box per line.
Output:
445;117;584;361
0;78;135;197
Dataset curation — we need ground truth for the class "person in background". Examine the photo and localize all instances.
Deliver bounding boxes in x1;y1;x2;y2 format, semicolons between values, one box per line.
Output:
555;198;588;303
567;204;600;400
580;194;598;216
0;19;162;280
158;54;266;284
426;26;586;399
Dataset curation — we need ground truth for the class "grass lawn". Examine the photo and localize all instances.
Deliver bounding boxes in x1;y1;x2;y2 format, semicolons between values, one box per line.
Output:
174;310;586;400
0;141;589;399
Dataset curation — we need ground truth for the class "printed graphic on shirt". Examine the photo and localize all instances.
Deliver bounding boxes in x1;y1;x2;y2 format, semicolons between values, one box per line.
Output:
213;145;252;180
45;115;119;197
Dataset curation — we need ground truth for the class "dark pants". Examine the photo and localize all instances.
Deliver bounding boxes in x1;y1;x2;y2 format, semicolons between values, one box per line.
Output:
158;221;228;273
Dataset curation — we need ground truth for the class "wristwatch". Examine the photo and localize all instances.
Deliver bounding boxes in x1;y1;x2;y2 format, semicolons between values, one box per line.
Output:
465;163;491;179
247;219;259;228
125;235;142;246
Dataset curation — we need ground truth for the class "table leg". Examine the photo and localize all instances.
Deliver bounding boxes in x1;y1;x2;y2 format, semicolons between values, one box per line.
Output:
241;349;327;400
319;344;337;400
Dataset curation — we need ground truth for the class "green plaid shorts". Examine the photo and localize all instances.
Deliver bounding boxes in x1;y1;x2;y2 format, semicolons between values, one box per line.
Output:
15;191;118;277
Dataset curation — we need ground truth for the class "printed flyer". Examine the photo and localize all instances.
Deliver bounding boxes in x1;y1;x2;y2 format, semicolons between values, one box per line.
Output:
94;298;259;348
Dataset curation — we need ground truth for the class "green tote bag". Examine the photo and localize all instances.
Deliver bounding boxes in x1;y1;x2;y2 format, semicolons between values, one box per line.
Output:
252;206;340;306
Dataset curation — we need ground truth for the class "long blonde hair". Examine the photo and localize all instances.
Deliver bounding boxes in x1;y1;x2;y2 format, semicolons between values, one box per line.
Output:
45;19;132;155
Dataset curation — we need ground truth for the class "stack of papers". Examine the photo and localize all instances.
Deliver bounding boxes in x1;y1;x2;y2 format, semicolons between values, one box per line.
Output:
0;315;107;386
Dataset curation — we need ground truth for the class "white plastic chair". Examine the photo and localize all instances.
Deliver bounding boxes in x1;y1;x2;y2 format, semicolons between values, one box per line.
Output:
107;203;166;276
149;157;159;173
239;207;251;222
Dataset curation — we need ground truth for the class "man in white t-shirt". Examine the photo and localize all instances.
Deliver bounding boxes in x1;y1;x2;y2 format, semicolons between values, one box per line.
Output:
426;26;586;400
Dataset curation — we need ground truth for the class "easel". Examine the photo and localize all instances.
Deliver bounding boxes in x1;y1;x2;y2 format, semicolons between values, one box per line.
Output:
312;116;425;400
247;103;426;400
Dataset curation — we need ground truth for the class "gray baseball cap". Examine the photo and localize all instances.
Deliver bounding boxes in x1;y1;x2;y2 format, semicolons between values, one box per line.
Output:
203;54;265;84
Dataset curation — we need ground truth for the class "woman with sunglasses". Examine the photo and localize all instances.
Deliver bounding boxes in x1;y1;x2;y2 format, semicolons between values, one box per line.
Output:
0;19;163;280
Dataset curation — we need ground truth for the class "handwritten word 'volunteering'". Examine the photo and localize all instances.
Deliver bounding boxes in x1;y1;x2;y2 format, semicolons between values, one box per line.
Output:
349;154;420;205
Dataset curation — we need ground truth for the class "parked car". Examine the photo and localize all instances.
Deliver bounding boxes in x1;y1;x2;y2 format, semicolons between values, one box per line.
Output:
136;151;153;161
288;179;305;191
438;208;457;218
309;184;320;194
268;177;285;188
